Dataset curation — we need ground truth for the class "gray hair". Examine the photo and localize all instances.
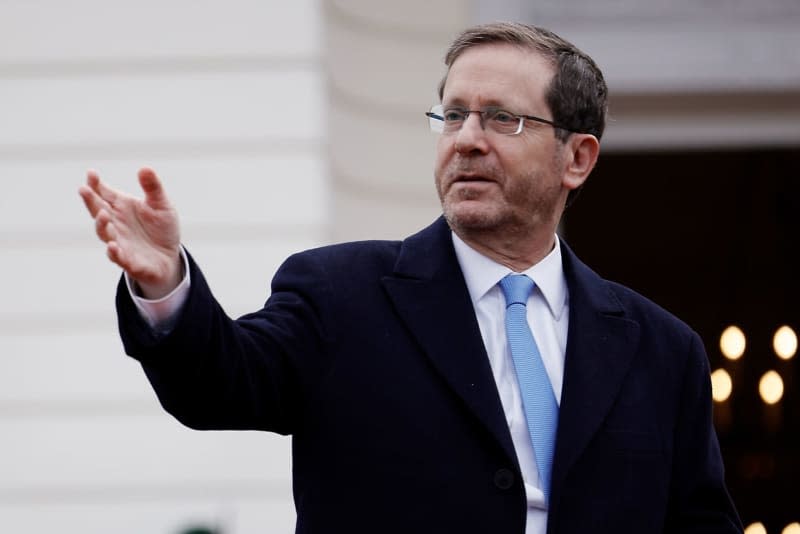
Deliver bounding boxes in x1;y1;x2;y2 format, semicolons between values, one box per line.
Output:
438;22;608;142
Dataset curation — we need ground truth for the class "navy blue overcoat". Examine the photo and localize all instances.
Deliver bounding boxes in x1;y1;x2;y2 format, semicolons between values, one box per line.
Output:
117;217;741;533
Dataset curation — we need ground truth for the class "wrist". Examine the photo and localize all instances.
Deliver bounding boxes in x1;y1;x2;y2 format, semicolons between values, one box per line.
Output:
136;252;184;299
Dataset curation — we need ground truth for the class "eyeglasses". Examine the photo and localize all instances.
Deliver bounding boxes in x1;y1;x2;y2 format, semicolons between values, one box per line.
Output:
425;104;573;136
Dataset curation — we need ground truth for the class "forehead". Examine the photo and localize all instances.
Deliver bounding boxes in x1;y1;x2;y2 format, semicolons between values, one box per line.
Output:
442;43;555;111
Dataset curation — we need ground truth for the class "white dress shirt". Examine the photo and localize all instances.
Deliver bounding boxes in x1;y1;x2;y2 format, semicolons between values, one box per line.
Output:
132;234;569;534
127;247;191;332
452;232;569;534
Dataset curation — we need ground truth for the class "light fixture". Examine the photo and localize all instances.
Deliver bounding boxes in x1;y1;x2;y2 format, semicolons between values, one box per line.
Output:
710;369;732;402
745;522;767;534
773;325;798;360
759;370;784;405
720;326;746;360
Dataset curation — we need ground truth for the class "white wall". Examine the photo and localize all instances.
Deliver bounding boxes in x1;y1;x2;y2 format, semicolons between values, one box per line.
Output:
325;0;468;241
1;1;322;532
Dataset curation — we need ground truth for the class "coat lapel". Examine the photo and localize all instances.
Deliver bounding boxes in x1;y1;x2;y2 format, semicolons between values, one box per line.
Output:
381;218;519;465
381;220;643;494
549;242;642;506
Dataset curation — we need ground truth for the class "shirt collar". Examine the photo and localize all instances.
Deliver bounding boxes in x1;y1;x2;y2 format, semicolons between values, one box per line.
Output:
452;231;568;321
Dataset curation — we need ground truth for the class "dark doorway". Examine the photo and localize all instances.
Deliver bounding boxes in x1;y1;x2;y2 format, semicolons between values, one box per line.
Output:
562;147;800;529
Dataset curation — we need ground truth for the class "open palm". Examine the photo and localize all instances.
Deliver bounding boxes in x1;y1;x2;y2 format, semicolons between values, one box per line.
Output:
79;167;182;298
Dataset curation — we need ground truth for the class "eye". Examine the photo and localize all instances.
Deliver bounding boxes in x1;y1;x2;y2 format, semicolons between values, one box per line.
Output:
490;110;516;123
442;108;467;122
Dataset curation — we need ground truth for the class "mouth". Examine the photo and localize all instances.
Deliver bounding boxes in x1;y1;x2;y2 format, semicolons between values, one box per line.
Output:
453;173;494;184
447;174;497;200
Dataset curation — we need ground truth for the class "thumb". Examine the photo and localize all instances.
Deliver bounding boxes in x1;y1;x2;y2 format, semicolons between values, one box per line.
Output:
138;167;171;209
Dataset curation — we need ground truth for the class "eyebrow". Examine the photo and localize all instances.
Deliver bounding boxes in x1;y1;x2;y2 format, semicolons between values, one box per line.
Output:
442;95;511;108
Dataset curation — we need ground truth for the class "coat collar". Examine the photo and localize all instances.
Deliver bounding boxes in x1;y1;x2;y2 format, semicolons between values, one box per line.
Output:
549;240;641;510
381;217;519;465
382;217;641;498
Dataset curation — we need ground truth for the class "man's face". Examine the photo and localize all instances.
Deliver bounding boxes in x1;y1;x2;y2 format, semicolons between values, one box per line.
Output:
434;43;569;239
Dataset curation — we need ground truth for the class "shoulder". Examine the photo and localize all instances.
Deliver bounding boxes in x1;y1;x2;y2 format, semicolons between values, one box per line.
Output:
278;217;453;281
280;239;403;280
606;280;695;337
563;245;710;403
606;282;706;370
562;240;699;346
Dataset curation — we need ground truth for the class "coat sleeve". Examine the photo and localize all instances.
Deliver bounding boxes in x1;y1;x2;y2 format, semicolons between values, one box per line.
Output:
115;248;336;435
664;331;742;532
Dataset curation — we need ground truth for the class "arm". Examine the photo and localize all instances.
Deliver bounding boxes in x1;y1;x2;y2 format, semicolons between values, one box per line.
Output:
665;331;742;532
126;246;191;333
80;168;326;433
115;248;334;435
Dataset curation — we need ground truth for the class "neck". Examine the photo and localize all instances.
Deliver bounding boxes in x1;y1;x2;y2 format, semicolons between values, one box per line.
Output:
454;227;557;272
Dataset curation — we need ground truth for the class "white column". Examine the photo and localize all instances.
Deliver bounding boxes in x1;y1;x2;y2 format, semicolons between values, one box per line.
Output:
324;0;471;241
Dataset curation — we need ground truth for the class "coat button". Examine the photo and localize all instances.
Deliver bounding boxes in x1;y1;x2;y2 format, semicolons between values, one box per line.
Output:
494;468;514;490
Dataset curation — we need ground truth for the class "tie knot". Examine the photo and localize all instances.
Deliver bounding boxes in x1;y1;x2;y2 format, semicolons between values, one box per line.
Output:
499;274;535;307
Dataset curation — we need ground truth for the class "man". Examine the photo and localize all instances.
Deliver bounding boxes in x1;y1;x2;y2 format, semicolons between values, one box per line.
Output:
79;22;741;534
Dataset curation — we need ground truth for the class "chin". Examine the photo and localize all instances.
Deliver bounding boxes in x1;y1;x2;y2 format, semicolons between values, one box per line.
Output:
443;201;505;233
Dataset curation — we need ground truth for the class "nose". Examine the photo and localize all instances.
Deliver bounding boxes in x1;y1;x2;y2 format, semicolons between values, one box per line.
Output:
454;111;489;155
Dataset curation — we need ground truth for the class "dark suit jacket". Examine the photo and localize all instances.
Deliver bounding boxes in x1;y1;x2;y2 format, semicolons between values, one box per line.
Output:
117;217;741;533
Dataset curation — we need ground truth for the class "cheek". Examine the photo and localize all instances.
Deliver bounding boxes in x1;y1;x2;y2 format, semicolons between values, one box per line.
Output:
434;137;452;162
433;139;453;179
499;153;549;200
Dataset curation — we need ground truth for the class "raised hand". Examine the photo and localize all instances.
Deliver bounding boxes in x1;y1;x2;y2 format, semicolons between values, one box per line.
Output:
79;167;182;299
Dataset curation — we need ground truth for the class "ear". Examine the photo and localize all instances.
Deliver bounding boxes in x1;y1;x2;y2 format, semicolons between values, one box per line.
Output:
561;134;600;191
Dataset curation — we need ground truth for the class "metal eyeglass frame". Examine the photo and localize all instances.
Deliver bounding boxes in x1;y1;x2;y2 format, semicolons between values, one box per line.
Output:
425;104;576;135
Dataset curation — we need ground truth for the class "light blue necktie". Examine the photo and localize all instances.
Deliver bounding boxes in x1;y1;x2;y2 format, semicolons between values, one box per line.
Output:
499;274;559;503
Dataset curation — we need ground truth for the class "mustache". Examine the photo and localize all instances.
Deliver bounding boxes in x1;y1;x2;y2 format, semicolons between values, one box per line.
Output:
447;158;500;180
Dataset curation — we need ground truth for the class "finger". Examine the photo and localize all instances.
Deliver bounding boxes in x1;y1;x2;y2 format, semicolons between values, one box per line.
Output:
107;241;127;270
86;169;100;189
79;184;107;219
95;209;114;243
86;169;119;206
94;211;110;243
138;167;170;209
107;242;140;280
